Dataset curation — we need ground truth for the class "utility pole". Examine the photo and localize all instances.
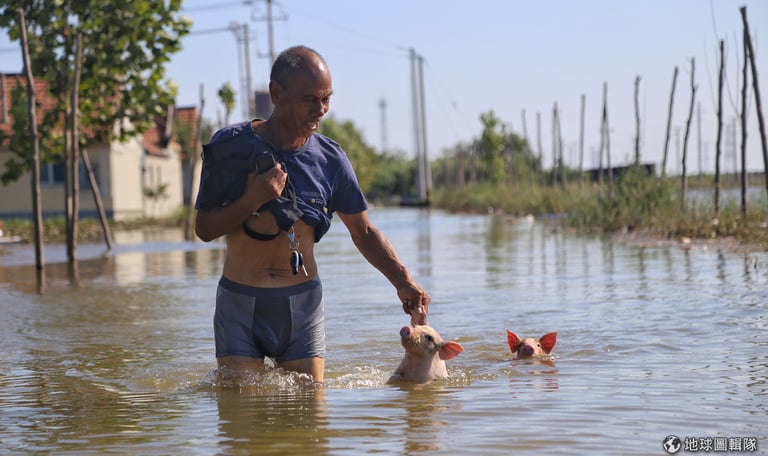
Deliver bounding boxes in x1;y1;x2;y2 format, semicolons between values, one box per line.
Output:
410;48;430;204
230;22;253;118
379;97;388;153
252;0;287;64
266;0;275;63
243;23;253;117
697;102;702;183
251;0;287;118
418;53;431;200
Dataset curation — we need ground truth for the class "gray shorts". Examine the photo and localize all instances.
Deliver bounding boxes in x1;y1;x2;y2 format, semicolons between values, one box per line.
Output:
214;276;325;362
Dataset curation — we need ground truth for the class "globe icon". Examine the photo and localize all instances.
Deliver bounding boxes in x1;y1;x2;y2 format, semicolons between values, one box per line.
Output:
663;435;682;454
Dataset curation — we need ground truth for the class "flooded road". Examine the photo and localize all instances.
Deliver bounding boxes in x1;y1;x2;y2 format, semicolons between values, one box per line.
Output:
1;207;766;455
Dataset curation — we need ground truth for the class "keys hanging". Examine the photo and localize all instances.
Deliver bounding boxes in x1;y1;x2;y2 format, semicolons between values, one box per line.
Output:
289;250;307;276
288;227;308;276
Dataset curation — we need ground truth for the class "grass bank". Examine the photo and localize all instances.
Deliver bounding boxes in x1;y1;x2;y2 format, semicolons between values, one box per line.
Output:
432;168;768;252
3;170;768;252
0;213;186;244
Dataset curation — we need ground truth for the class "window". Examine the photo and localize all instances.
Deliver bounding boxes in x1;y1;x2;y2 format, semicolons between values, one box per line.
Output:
39;161;98;189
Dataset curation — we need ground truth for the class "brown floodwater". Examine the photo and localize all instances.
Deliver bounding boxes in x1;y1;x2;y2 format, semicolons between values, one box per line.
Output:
1;208;766;455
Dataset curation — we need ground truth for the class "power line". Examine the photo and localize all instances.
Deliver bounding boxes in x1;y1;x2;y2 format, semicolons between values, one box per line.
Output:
287;9;409;54
422;58;470;144
181;0;256;13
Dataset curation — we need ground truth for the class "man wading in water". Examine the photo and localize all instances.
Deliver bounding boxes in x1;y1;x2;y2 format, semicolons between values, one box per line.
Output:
194;45;430;385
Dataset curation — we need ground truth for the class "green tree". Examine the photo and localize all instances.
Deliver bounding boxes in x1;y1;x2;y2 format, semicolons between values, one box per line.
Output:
318;115;379;193
0;83;48;184
217;82;236;126
1;1;191;262
0;0;192;179
370;150;416;199
478;110;508;183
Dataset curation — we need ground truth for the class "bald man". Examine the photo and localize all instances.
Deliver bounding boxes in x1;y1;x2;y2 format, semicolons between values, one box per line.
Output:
195;46;430;384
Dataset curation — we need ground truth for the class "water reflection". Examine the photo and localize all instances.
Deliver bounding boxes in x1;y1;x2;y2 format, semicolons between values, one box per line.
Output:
0;354;191;453
415;209;433;279
214;387;329;455
0;241;224;294
380;385;461;454
508;359;560;396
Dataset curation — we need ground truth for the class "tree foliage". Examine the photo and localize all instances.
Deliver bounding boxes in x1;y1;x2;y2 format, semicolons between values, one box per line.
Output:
217;82;236;126
0;0;192;182
317;115;416;198
479;110;508;183
318;115;380;192
369;150;416;198
433;110;541;188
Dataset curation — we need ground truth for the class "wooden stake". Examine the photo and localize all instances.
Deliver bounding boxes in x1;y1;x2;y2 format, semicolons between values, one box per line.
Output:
17;8;44;273
662;67;678;179
740;6;768;209
714;40;725;215
681;58;697;211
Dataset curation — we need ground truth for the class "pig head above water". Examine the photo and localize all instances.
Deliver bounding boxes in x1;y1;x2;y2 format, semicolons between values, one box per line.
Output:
506;330;557;359
387;325;464;384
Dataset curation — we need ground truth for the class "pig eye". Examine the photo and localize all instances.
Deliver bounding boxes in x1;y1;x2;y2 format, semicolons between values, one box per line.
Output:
425;335;434;343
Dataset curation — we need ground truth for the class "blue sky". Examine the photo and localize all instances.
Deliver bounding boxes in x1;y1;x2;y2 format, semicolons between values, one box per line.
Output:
1;0;767;174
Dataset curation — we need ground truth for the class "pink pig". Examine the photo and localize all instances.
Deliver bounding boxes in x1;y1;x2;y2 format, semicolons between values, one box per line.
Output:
387;325;464;384
506;330;557;359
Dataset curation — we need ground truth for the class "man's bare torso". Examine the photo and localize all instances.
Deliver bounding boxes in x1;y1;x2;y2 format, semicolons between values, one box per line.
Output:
222;211;317;287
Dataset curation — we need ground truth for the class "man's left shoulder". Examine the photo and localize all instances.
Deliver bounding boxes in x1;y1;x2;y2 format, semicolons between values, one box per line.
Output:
311;132;344;152
309;133;352;165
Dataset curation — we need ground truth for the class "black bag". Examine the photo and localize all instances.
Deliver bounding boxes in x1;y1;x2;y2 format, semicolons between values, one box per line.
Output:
197;132;303;232
197;135;276;210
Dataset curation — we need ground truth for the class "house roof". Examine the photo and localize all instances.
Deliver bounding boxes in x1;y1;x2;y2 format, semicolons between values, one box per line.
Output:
0;72;198;158
142;106;198;158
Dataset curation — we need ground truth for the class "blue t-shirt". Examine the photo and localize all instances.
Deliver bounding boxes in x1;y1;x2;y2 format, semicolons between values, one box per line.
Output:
195;120;368;242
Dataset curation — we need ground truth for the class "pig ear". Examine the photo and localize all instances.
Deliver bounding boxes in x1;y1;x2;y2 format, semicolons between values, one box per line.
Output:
506;330;521;352
539;332;558;354
438;341;464;360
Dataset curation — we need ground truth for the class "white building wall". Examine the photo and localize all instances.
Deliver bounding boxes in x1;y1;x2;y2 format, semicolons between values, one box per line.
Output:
141;144;184;219
108;135;145;221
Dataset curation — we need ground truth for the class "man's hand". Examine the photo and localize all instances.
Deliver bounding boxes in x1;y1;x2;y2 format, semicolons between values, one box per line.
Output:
244;165;286;206
398;284;430;326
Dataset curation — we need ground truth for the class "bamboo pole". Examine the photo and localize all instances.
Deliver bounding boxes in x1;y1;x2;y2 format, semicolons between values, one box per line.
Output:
634;75;641;165
662;67;678;179
521;108;534;186
714;40;725;215
598;83;606;186
17;9;44;273
185;84;205;240
601;81;614;195
556;104;566;189
551;103;558;186
536;111;543;186
69;32;82;262
579;94;585;189
81;146;113;249
605;91;613;197
740;6;768;208
697;103;702;185
740;24;749;217
681;58;697;211
57;33;112;250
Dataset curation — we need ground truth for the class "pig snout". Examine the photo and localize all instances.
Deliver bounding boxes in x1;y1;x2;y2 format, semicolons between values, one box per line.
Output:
400;326;411;338
519;343;535;357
